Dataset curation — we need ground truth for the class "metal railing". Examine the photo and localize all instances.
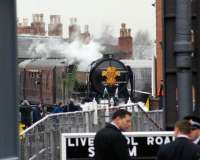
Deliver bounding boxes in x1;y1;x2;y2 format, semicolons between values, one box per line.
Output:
20;103;164;160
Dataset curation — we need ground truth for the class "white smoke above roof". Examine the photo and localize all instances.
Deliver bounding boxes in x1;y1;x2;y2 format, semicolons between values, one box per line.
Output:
22;37;103;71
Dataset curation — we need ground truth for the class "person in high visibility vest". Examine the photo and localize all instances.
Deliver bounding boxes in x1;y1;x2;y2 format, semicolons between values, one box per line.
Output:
145;97;150;111
19;123;26;139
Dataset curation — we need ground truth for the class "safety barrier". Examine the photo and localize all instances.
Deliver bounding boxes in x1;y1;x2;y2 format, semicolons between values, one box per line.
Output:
20;103;164;160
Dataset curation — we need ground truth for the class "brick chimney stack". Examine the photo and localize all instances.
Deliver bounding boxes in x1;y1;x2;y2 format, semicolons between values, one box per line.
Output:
31;14;45;36
48;15;63;37
118;23;133;59
68;18;81;41
84;25;89;33
22;18;28;26
80;24;91;43
17;18;32;34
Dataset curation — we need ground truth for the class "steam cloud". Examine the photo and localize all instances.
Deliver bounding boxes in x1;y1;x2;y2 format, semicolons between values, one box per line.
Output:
28;38;103;71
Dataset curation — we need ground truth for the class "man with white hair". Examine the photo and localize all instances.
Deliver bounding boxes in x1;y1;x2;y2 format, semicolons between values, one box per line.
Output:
157;120;200;160
184;115;200;145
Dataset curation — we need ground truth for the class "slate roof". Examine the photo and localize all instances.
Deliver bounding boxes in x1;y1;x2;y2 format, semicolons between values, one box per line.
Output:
18;59;67;69
17;35;66;59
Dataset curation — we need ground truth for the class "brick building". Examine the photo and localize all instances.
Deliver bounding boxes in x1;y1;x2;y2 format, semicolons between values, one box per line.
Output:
18;14;64;37
17;14;46;36
118;23;133;59
68;18;91;43
156;0;163;93
68;18;81;41
48;15;63;37
17;18;33;34
80;25;91;44
31;14;46;36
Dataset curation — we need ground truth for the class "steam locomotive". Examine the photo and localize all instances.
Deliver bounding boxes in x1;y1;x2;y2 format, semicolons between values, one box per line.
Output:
18;55;134;105
88;55;134;101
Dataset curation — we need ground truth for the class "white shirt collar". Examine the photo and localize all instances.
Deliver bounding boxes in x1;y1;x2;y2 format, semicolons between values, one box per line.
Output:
194;136;200;144
111;121;120;129
176;134;190;139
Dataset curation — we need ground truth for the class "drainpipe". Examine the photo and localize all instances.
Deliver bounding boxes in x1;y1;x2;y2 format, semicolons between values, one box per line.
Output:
175;0;193;119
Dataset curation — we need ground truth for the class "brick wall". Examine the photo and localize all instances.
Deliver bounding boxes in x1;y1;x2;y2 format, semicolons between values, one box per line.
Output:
156;0;163;94
48;15;63;37
118;23;133;59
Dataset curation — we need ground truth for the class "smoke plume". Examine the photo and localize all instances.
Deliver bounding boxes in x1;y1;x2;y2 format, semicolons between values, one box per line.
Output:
28;38;103;71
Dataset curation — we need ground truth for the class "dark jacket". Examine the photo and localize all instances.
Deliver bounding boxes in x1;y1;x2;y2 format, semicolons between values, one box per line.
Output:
52;105;63;113
157;137;200;160
63;102;82;112
94;123;131;160
32;106;42;123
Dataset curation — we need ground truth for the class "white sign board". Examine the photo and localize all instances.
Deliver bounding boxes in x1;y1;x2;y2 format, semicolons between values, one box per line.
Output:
61;131;174;160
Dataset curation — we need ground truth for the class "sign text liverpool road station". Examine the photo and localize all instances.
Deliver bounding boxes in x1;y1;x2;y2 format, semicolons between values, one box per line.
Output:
61;132;174;160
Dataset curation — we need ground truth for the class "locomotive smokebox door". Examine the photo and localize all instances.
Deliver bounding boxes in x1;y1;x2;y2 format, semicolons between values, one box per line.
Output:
89;58;129;98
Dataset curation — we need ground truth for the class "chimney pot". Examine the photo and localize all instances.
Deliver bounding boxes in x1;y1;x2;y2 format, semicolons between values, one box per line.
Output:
85;25;89;33
121;23;126;29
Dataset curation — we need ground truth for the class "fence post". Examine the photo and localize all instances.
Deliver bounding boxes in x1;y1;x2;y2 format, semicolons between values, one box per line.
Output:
105;105;110;123
85;112;90;132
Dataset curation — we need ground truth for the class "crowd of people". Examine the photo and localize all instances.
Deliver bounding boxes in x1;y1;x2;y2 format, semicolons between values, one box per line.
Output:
20;99;200;159
51;99;82;113
94;109;200;160
19;99;82;128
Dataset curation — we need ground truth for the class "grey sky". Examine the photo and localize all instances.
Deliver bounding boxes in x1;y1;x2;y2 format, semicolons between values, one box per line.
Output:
17;0;156;39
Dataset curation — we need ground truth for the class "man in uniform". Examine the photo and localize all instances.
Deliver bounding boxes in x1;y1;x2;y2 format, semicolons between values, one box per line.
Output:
184;115;200;145
157;120;200;160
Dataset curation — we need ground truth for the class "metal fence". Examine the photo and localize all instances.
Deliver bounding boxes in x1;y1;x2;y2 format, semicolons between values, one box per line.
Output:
20;103;164;160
